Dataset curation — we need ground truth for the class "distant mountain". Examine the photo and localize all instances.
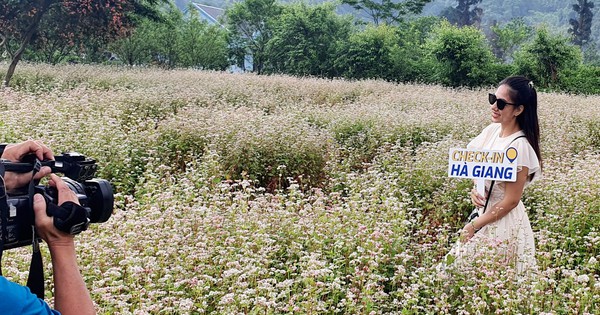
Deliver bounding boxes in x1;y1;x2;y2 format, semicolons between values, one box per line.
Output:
172;0;599;44
174;0;230;10
173;0;359;17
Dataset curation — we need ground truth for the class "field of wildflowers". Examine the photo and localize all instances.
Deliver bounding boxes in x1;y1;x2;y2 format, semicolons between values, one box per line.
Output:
0;63;598;314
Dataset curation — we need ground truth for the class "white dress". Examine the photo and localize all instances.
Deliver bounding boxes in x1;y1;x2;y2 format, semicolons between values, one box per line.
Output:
445;123;542;273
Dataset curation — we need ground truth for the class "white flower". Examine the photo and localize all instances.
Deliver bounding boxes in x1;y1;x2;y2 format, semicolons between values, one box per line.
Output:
576;274;590;284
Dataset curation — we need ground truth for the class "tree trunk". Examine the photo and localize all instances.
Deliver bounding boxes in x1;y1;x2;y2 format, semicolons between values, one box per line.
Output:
2;0;53;88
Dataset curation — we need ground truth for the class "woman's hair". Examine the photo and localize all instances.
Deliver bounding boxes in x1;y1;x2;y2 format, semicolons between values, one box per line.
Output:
499;76;542;169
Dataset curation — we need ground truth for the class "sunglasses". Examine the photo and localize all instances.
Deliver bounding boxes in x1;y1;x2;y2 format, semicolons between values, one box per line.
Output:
488;93;516;110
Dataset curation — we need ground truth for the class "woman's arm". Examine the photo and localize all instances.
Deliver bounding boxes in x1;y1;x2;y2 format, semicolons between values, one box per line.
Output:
462;166;529;241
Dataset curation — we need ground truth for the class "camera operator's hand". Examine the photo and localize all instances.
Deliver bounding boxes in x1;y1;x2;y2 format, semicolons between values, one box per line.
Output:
32;174;96;315
33;174;78;247
2;140;54;191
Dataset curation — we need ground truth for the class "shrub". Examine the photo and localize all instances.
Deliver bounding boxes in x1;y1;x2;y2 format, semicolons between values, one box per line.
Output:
513;26;582;89
427;21;498;87
558;64;600;95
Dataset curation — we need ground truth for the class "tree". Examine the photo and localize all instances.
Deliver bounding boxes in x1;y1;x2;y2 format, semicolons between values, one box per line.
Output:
427;21;497;87
441;0;483;27
0;0;166;87
336;24;399;80
514;26;582;87
489;18;533;62
110;4;229;70
1;0;55;87
341;0;432;25
226;0;282;74
569;0;595;47
265;3;353;77
391;16;441;83
109;18;157;66
178;8;229;70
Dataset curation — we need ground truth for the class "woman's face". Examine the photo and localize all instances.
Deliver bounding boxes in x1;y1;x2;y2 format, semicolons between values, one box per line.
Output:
490;84;522;125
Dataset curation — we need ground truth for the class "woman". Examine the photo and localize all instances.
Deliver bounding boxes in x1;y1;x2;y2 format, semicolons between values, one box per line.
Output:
447;76;542;273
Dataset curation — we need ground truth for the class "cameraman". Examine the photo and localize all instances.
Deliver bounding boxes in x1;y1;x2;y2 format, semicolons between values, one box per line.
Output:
0;140;95;315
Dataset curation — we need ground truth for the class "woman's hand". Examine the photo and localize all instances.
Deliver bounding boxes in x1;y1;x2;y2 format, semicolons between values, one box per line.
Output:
460;221;477;243
470;188;486;208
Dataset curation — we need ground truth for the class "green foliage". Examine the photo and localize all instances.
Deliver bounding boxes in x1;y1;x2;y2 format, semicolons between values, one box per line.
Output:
391;16;442;83
265;3;353;77
109;19;158;66
109;6;228;70
226;0;283;73
335;24;399;80
489;17;534;62
427;21;498;87
177;9;229;70
156;128;208;171
331;119;381;169
341;0;432;25
558;64;600;95
514;26;582;88
4;0;600;95
582;43;600;65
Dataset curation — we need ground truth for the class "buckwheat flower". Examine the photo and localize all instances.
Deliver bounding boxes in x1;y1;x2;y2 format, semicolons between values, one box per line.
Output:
561;269;575;278
179;298;194;311
576;274;590;284
219;293;235;305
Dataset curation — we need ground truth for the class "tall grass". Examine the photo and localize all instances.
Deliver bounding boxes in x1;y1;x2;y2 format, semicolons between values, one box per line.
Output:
1;63;598;314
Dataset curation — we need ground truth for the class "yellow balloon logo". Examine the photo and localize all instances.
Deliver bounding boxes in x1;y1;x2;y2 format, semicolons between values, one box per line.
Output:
506;147;518;163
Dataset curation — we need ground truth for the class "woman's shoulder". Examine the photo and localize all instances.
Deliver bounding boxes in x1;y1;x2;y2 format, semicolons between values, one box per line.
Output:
479;123;501;137
468;123;500;149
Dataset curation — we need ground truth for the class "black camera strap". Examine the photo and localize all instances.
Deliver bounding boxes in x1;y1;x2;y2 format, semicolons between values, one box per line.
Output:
26;159;45;299
0;162;7;276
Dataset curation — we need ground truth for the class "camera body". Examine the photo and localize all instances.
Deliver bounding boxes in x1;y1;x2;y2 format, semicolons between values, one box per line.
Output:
0;152;114;250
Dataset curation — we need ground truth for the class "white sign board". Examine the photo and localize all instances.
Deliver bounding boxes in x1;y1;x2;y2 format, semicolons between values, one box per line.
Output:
448;147;519;195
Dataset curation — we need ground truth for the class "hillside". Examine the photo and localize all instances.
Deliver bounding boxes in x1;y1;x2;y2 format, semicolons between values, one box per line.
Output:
175;0;599;43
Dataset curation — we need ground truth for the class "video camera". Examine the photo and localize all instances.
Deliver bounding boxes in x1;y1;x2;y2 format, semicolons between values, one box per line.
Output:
0;152;114;250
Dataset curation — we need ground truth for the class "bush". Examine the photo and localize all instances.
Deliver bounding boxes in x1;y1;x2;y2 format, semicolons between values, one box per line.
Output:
558;64;600;95
336;24;400;81
427;21;498;87
513;26;582;89
218;127;331;191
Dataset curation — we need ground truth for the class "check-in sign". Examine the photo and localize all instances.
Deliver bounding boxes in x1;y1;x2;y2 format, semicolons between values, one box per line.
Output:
448;147;519;182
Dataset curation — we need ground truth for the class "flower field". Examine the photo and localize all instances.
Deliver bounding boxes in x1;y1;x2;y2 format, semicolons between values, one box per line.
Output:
1;63;599;314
